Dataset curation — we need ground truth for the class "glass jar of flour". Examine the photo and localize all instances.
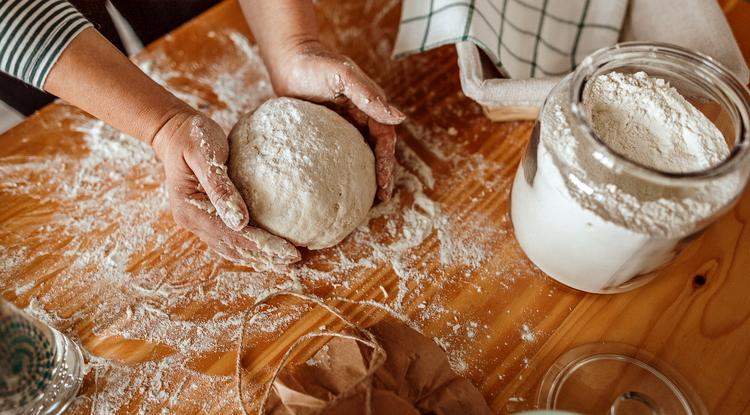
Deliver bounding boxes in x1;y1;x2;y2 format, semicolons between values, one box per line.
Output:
511;43;750;293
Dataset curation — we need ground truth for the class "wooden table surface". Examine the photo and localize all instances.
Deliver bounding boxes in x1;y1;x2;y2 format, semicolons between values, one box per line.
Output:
2;1;750;414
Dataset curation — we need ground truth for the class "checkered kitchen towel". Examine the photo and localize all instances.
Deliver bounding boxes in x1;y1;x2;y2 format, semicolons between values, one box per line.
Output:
393;0;628;79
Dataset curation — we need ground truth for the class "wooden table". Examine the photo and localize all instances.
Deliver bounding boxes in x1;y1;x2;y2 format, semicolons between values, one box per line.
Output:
2;1;749;413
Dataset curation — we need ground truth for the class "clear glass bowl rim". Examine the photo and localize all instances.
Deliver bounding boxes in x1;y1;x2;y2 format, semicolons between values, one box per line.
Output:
536;342;708;415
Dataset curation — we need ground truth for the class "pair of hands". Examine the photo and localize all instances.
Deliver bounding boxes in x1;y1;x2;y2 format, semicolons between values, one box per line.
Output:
152;41;405;267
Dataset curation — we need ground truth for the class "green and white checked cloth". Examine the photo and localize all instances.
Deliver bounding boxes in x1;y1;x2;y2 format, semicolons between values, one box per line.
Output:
393;0;628;79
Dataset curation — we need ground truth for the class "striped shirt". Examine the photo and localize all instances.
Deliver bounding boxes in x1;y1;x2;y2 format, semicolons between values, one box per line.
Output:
0;0;92;89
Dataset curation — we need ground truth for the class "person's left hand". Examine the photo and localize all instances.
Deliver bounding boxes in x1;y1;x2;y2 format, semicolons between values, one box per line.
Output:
267;40;406;201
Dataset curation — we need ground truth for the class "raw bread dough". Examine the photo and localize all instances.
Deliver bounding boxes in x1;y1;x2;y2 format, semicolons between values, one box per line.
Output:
228;97;376;250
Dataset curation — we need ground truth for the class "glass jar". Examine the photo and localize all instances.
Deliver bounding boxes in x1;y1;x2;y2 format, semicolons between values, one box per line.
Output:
0;300;84;414
510;42;750;294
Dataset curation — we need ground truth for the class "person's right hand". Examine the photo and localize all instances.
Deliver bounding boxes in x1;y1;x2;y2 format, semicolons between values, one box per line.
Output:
151;109;301;267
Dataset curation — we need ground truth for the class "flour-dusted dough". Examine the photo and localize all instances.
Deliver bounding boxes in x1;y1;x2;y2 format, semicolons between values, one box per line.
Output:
227;97;376;250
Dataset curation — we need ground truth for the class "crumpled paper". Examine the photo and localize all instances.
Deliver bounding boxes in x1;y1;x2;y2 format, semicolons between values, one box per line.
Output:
236;292;491;415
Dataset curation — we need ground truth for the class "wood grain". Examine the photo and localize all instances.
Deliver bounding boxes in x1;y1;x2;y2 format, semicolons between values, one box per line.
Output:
1;1;749;414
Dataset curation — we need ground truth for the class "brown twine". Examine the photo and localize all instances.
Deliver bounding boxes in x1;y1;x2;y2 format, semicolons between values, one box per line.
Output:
236;291;388;415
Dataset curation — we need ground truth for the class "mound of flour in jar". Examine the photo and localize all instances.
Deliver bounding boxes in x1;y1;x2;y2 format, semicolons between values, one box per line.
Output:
511;71;738;293
545;71;734;237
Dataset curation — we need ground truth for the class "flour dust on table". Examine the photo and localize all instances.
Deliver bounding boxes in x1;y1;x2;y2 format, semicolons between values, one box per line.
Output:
0;26;540;413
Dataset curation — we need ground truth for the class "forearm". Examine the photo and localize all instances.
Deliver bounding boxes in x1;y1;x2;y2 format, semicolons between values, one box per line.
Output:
44;28;189;148
239;0;319;80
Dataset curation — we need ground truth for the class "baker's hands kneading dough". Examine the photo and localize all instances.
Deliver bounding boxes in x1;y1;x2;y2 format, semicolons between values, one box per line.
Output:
43;3;399;265
151;110;301;266
268;41;405;201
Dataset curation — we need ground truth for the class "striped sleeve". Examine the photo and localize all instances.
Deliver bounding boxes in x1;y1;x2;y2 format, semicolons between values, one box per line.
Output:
0;0;92;89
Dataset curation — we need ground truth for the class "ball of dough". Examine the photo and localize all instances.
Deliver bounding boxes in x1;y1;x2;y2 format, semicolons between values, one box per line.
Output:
227;97;376;250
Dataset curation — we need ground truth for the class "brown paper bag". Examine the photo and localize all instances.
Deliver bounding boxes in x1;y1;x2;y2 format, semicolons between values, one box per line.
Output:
236;292;491;415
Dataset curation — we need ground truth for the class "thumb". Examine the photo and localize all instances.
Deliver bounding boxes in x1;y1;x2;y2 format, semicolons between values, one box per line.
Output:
184;118;249;231
189;154;249;231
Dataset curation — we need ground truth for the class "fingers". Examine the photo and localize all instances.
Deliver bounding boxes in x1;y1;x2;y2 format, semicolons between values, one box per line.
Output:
190;158;249;232
369;119;397;201
330;60;406;126
172;190;301;267
347;107;396;201
279;48;405;126
239;227;302;264
184;116;249;232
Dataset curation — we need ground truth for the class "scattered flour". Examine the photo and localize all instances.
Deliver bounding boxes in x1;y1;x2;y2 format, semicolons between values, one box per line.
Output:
0;20;541;414
520;324;536;343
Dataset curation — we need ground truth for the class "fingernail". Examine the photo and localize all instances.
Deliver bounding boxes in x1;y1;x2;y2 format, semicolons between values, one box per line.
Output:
278;248;302;264
279;254;302;264
389;105;406;121
220;204;244;230
219;196;248;230
377;186;392;202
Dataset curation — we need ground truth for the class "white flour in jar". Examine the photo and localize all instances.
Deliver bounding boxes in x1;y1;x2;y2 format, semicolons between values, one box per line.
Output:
511;71;735;293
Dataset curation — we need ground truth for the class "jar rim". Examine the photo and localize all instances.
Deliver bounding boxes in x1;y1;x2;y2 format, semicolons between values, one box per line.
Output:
568;42;750;183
